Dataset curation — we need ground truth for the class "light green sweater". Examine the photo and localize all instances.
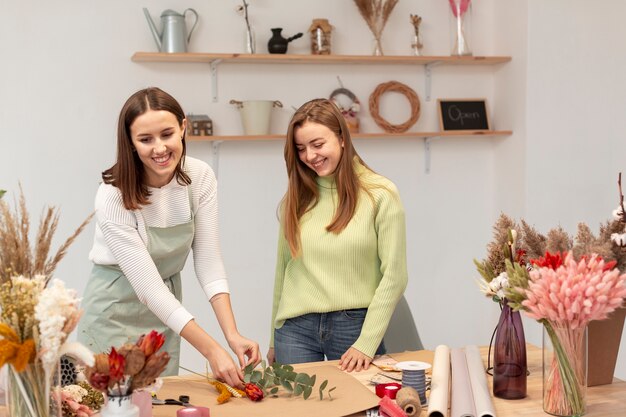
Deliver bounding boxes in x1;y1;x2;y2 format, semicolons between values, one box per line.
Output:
270;164;408;357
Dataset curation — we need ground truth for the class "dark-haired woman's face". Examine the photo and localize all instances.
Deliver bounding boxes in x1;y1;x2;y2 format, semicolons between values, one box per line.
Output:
294;121;343;177
130;110;186;188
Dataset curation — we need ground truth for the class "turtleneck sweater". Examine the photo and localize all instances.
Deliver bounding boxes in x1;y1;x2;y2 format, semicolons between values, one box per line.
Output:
270;163;408;357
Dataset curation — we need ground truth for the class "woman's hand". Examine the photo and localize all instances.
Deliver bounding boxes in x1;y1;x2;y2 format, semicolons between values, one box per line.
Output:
205;345;245;388
227;333;261;369
266;347;275;364
339;347;372;372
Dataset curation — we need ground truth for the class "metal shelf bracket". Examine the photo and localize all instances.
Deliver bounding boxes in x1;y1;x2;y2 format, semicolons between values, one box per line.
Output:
424;137;435;174
211;140;224;178
425;64;433;102
210;59;223;103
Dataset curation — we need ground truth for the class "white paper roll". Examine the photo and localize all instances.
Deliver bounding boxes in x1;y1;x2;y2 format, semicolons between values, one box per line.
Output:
450;348;476;417
465;345;496;417
427;345;451;417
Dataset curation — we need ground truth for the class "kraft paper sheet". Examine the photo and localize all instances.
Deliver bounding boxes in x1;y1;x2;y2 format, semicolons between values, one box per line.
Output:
152;364;379;417
464;345;496;417
450;347;476;417
427;344;451;417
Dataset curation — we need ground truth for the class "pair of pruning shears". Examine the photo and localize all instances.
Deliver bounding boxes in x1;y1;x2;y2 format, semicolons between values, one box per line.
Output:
152;394;192;406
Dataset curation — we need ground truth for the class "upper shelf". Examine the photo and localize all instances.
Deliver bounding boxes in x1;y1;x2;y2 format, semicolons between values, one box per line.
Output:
131;52;512;66
186;130;513;142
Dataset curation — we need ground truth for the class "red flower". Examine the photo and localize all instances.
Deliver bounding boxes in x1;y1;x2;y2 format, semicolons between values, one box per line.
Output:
87;372;110;391
109;347;126;382
530;251;564;270
137;330;165;357
244;383;264;402
515;249;527;265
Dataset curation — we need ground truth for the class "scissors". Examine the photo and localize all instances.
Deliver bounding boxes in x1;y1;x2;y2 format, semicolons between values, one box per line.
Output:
151;394;193;407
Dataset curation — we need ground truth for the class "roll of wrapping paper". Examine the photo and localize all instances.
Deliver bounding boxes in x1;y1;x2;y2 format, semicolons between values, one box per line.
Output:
450;348;476;417
427;345;451;417
464;345;496;417
396;386;422;417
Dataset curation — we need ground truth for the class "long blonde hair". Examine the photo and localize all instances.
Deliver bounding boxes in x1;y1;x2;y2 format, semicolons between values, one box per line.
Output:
282;98;369;257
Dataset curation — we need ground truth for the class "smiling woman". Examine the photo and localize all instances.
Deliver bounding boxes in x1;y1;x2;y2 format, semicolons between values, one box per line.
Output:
267;98;408;373
77;87;261;386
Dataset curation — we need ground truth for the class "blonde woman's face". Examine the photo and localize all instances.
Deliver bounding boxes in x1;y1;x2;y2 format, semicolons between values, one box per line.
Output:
130;110;186;188
294;121;343;177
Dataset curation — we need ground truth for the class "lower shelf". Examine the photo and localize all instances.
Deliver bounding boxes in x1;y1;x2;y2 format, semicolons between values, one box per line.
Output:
188;130;513;176
187;130;512;142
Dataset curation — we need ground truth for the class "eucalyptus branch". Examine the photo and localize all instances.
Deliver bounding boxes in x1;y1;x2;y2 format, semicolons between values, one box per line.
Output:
244;361;336;400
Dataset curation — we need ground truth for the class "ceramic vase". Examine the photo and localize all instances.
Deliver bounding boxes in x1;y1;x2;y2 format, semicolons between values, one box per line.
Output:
100;394;140;417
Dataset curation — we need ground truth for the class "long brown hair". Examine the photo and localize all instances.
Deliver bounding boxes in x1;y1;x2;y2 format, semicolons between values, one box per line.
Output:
283;98;368;257
102;87;190;210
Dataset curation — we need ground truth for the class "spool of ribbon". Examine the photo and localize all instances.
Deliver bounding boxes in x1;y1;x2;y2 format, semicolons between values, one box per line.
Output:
396;386;422;417
396;361;431;405
176;407;210;417
375;382;402;399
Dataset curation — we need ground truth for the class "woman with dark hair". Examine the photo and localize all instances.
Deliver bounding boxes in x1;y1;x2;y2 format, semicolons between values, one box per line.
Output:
78;87;260;385
267;98;408;372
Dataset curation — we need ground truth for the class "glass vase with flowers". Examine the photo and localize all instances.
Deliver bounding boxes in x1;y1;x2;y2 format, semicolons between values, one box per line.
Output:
475;216;528;399
0;188;94;417
506;250;626;416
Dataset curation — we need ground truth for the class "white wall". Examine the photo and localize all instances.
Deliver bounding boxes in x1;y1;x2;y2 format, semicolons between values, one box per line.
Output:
0;0;624;381
523;0;626;378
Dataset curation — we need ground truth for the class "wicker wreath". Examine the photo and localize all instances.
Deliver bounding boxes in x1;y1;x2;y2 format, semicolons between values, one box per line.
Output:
369;81;421;133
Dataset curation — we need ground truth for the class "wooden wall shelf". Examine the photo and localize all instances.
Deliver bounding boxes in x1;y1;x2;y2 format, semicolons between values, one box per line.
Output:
132;52;511;66
188;131;513;175
186;130;513;142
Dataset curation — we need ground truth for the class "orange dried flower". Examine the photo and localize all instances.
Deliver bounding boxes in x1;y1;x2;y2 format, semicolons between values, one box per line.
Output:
209;380;233;404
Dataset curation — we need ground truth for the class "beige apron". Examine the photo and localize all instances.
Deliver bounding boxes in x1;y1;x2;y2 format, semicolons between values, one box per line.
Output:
78;189;194;376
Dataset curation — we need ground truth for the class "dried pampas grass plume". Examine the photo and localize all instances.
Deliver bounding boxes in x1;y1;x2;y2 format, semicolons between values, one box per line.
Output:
0;186;94;285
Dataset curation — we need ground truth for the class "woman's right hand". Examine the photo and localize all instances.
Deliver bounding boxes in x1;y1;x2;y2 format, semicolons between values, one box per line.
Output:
206;345;244;388
266;347;275;364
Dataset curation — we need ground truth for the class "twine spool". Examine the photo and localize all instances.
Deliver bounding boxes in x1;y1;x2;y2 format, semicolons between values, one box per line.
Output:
396;387;422;417
368;81;420;133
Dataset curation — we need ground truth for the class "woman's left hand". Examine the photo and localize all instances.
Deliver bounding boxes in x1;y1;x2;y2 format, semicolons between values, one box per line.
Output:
339;347;372;372
227;333;262;368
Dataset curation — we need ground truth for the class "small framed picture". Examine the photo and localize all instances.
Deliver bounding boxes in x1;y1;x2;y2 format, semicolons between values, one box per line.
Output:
437;99;490;132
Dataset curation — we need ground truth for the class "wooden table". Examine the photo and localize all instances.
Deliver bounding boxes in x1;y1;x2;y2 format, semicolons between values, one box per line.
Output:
1;345;623;416
149;345;625;417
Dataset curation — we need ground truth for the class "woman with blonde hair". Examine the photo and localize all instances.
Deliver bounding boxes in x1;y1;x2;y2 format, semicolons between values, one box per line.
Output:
267;98;408;372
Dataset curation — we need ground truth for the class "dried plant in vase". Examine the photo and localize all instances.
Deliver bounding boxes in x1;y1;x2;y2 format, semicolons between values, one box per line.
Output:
0;186;95;417
353;0;399;55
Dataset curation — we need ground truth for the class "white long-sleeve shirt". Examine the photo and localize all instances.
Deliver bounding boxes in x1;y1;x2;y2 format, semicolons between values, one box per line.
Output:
89;156;229;334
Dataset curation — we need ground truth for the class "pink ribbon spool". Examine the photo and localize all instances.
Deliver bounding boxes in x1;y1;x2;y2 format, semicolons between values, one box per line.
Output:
375;382;402;399
177;407;210;417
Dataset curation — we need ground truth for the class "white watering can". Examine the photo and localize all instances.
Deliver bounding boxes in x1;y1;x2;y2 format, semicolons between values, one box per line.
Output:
143;8;199;53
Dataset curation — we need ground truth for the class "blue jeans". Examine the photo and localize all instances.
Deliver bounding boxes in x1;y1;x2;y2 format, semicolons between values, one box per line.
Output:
274;309;386;364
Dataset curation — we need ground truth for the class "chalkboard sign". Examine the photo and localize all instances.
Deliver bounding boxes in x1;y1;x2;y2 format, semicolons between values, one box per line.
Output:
438;99;490;131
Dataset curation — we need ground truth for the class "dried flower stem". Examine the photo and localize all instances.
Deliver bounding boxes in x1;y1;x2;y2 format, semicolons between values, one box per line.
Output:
0;186;93;285
353;0;399;51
